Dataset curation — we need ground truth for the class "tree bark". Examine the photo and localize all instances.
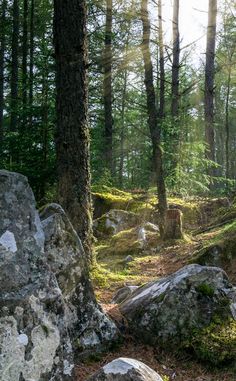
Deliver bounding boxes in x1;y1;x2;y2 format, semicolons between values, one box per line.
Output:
171;0;180;119
22;0;28;129
205;0;217;170
0;0;6;157
103;0;113;175
29;0;34;128
141;0;167;236
10;0;19;133
158;0;165;119
170;0;180;185
54;0;93;259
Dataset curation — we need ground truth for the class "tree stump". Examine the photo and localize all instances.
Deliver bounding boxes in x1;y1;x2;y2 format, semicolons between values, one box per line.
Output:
164;208;183;240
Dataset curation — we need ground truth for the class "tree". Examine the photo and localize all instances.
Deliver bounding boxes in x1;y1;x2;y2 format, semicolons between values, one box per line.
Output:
54;0;93;258
158;0;165;120
103;0;113;175
0;0;6;158
22;0;29;128
29;0;35;128
205;0;217;172
170;0;180;185
141;0;167;236
10;0;19;133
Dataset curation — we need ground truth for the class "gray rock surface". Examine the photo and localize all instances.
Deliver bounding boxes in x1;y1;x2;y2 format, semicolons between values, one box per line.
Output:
0;170;70;381
120;264;236;345
112;286;139;304
0;170;118;381
86;358;163;381
93;209;140;237
41;203;118;352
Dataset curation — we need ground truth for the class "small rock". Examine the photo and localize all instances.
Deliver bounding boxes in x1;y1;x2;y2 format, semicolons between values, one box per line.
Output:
86;357;163;381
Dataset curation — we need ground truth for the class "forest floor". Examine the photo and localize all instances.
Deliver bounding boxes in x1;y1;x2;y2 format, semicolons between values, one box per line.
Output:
76;189;236;381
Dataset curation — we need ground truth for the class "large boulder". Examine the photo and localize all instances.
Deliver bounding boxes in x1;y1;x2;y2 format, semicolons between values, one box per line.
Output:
112;286;139;304
86;358;163;381
41;203;118;353
0;171;117;381
93;209;140;238
0;170;71;381
120;264;236;346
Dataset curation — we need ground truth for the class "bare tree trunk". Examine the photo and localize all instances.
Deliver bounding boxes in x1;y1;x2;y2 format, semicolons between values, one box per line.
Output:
205;0;217;172
170;0;180;185
225;70;230;181
158;0;165;119
29;0;34;128
103;0;113;175
119;66;127;188
141;0;167;236
54;0;93;260
0;0;6;157
10;0;19;133
171;0;180;119
22;0;28;128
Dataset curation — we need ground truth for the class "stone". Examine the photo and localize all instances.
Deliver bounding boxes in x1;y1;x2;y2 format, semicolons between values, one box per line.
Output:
86;358;163;381
120;264;236;346
0;170;71;381
41;203;118;353
112;286;138;304
93;209;140;238
0;171;118;381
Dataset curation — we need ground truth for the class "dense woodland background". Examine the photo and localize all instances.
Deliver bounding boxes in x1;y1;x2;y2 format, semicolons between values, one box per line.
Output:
0;0;235;202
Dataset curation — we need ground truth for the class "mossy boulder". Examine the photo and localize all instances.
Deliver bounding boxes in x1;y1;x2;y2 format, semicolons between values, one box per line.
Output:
186;319;236;366
191;221;236;269
120;264;236;365
93;210;141;238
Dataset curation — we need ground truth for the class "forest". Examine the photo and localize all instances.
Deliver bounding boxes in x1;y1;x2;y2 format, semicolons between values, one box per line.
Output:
0;0;236;381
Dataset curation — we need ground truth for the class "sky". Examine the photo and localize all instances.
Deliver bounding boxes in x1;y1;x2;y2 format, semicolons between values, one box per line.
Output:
159;0;219;66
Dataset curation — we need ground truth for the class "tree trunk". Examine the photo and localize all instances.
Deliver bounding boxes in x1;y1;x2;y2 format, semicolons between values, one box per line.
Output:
225;65;231;181
164;209;183;240
22;0;28;129
54;0;93;259
171;0;180;119
103;0;113;175
141;0;167;236
29;0;34;128
205;0;217;170
158;0;165;119
10;0;19;133
0;0;6;158
170;0;180;185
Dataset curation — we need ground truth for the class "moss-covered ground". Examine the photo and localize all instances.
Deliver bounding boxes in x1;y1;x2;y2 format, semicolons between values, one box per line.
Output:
78;187;236;381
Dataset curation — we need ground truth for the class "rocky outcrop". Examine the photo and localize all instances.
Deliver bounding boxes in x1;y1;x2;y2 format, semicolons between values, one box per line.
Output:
120;264;236;346
0;170;117;381
41;203;118;353
86;358;163;381
93;209;140;238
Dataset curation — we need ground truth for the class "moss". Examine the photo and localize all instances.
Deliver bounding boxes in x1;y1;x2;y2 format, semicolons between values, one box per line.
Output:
188;319;236;366
195;283;215;298
191;221;236;266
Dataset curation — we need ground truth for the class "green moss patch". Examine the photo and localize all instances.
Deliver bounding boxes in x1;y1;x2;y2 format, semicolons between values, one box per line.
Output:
187;319;236;366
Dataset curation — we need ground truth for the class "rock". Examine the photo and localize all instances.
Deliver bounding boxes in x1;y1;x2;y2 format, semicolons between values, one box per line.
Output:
41;203;118;353
112;286;138;304
0;171;118;381
143;222;159;232
124;255;134;264
120;264;236;346
0;170;71;381
93;209;140;238
86;358;163;381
